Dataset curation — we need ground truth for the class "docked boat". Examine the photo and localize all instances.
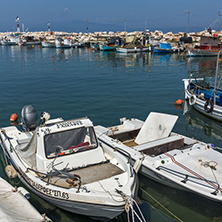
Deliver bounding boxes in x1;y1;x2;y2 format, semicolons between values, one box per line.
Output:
116;47;137;53
55;38;72;48
99;43;116;51
0;176;51;222
41;38;55;48
153;42;178;53
183;51;222;121
1;39;17;46
116;46;149;53
116;35;149;53
0;105;137;221
21;36;41;46
95;112;222;202
187;34;222;57
0;35;19;46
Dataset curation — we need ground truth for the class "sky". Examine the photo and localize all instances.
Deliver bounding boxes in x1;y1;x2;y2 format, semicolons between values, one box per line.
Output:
0;0;222;33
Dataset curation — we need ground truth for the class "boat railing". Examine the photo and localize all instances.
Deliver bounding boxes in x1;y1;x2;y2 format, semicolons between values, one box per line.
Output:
113;145;135;177
213;146;222;152
157;166;220;195
98;139;134;177
0;129;14;152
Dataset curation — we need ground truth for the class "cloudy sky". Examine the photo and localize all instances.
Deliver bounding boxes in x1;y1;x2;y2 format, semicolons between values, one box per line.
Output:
0;0;221;33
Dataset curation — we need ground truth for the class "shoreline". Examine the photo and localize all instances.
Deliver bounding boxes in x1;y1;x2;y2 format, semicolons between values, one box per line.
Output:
0;29;222;44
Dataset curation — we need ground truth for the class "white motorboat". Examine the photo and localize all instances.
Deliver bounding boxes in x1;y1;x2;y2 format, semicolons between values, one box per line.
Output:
95;112;222;202
41;39;55;48
0;105;137;221
1;40;17;46
0;176;51;222
1;36;19;46
55;38;72;48
116;46;149;53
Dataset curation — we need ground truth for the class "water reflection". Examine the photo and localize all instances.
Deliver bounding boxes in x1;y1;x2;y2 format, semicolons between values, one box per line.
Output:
186;57;222;78
183;100;222;144
139;174;222;222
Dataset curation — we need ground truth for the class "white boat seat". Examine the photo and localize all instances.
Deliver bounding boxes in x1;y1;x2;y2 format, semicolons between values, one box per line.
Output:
134;135;184;156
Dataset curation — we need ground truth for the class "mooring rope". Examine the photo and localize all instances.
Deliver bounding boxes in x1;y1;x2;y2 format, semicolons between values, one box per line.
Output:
122;193;146;222
140;187;183;222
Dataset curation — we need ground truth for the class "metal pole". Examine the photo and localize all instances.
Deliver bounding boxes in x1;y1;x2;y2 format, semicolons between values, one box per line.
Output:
185;10;190;33
121;18;126;34
85;19;88;33
214;50;221;105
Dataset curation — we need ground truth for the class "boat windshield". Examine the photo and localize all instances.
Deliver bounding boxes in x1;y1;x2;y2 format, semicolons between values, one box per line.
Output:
44;126;98;158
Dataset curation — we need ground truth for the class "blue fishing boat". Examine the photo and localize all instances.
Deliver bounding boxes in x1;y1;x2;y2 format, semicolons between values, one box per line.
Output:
99;43;116;51
183;51;222;121
154;42;177;53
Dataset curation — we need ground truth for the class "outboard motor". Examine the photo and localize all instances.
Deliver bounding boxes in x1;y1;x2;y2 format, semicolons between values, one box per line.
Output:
21;105;38;131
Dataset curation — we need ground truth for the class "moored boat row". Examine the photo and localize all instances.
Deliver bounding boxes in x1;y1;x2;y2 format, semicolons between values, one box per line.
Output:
1;104;222;220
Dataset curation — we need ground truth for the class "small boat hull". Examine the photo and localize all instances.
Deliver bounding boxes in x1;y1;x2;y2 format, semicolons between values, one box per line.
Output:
187;48;222;57
1;41;17;46
116;47;150;53
183;79;222;122
95;113;222;202
0;111;137;221
41;41;55;48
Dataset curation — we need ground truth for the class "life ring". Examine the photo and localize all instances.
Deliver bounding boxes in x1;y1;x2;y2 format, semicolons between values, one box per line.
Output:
204;100;214;113
189;94;197;105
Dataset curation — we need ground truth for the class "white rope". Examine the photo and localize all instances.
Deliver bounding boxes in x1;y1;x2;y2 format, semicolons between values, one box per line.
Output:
118;190;146;222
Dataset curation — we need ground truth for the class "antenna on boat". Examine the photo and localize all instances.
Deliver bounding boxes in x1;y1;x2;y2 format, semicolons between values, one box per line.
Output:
15;16;20;33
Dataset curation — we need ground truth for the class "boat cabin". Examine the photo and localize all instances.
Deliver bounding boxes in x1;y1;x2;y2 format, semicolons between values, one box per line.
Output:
195;35;222;50
16;117;106;173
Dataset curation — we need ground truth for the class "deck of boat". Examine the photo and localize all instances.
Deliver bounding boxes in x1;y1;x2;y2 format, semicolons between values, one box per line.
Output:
42;162;124;188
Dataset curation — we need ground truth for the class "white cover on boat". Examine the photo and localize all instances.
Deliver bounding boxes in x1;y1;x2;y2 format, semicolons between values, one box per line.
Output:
17;129;37;169
135;112;178;144
0;177;45;222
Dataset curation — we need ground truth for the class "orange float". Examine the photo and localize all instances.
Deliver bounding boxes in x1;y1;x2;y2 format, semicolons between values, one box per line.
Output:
10;113;18;122
175;99;184;105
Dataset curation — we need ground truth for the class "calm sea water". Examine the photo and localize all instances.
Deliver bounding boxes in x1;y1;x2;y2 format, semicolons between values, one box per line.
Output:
0;45;222;222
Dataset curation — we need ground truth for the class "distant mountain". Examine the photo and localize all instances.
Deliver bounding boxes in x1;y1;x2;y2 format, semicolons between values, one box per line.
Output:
0;19;220;34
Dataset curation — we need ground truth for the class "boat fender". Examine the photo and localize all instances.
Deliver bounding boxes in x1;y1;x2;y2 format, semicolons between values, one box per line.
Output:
204;100;214;113
189;94;197;105
5;165;17;178
17;187;31;199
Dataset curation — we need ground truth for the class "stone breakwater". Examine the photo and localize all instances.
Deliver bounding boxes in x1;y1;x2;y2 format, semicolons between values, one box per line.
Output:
0;29;222;46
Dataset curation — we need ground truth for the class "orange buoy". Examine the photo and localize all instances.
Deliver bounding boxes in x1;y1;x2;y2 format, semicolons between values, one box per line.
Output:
10;113;18;122
175;99;184;105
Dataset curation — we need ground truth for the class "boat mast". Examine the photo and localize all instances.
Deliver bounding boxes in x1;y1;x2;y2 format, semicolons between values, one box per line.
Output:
214;50;221;105
16;16;20;33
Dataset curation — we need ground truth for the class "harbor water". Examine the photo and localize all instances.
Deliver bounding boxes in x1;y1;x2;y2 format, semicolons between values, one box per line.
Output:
0;45;222;222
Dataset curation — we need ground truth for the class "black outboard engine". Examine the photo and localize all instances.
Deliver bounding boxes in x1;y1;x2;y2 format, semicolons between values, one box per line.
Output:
21;105;38;131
